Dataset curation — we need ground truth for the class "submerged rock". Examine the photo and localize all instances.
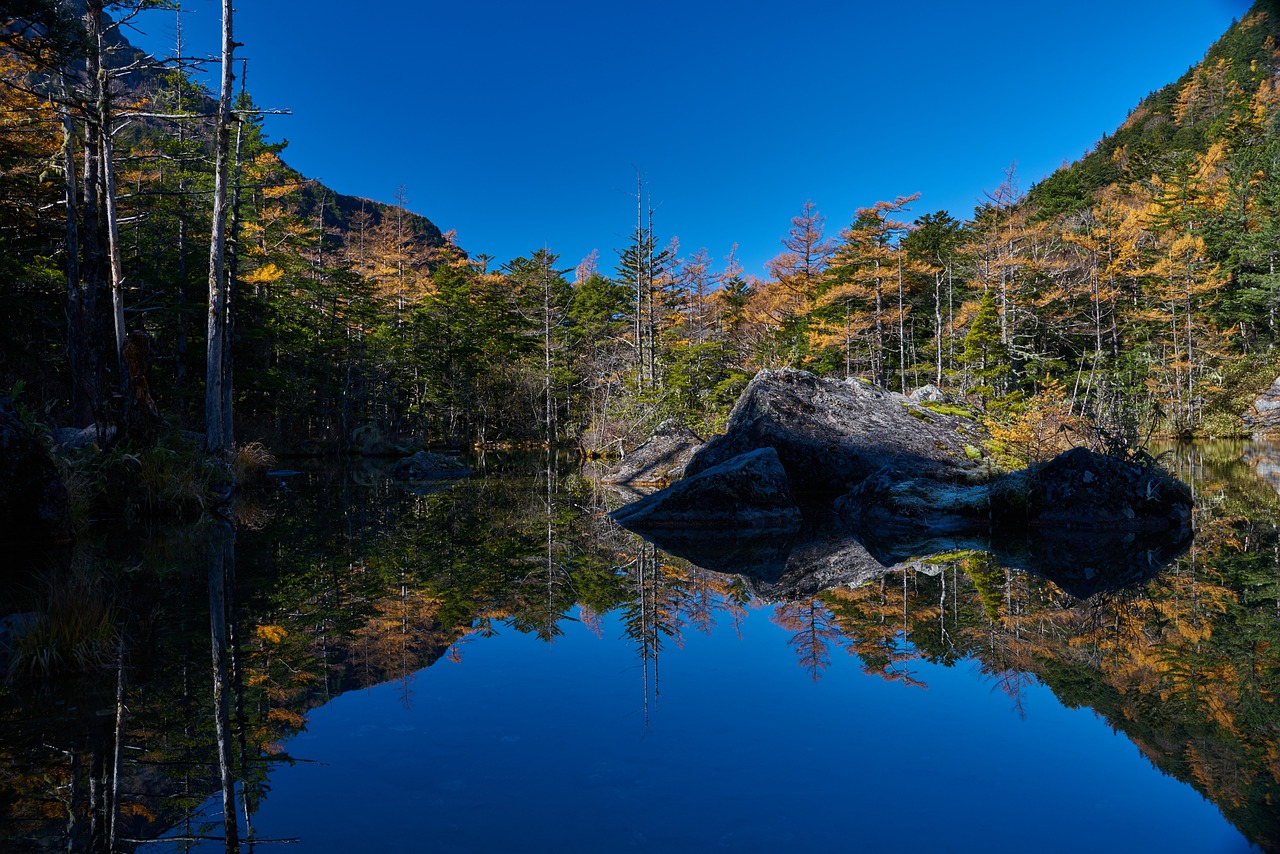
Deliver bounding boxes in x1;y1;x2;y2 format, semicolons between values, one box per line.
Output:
0;396;70;552
603;420;703;486
610;447;802;530
683;368;988;496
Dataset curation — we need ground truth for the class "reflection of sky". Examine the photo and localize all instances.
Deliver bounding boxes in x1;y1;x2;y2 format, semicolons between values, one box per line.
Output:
168;606;1251;853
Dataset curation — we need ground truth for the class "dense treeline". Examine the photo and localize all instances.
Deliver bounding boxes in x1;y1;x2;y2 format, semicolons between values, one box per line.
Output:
5;2;1280;457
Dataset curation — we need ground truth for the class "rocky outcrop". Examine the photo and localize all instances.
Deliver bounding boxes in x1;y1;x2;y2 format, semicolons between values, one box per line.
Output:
0;397;70;551
683;369;988;496
610;447;802;530
1245;377;1280;436
988;447;1192;531
610;371;1194;603
602;421;703;486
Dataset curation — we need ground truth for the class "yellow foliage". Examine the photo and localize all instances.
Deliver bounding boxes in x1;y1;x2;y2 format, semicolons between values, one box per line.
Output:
120;802;158;822
256;624;287;644
985;377;1084;468
267;707;307;729
244;262;285;284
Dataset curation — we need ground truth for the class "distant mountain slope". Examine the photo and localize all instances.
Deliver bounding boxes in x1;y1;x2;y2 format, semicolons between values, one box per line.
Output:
1029;0;1280;216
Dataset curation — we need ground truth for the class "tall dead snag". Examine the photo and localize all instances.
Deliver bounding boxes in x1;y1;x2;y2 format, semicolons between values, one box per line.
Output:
205;0;235;452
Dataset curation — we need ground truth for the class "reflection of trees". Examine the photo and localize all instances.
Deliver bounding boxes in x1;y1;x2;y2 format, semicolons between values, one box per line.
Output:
772;599;840;680
7;445;1280;851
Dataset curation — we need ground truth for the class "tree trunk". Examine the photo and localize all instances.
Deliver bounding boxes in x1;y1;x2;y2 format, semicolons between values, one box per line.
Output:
205;0;235;452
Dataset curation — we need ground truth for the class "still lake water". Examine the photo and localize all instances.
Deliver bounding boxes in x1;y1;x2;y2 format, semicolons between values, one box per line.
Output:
3;443;1278;852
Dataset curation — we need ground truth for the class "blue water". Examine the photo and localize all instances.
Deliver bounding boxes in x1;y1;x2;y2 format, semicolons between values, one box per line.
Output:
164;604;1253;853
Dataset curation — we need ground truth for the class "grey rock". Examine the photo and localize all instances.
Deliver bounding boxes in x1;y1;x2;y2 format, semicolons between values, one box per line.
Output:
988;447;1192;532
603;420;703;486
48;425;107;449
350;424;415;456
1244;376;1280;435
908;384;950;403
610;447;802;530
836;467;991;533
0;397;70;551
389;450;472;481
838;448;1191;535
683;368;988;496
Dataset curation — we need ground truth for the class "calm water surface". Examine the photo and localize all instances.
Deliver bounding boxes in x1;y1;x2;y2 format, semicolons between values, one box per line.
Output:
3;443;1277;852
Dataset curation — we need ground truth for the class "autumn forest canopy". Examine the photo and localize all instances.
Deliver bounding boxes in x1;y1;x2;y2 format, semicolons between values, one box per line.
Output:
5;1;1280;456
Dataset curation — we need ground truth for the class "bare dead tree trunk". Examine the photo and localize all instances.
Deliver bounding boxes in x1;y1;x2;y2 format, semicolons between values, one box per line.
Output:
222;87;247;446
59;73;94;426
205;0;235;452
84;3;128;385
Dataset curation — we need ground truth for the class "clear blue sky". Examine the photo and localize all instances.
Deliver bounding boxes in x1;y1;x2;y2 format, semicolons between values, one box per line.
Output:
129;0;1253;278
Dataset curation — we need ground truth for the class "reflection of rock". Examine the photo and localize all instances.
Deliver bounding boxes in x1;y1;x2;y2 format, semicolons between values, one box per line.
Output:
991;526;1193;599
610;447;802;530
626;512;1189;604
1244;442;1280;494
683;368;989;496
1244;377;1280;436
603;421;703;486
0;396;70;553
622;522;895;601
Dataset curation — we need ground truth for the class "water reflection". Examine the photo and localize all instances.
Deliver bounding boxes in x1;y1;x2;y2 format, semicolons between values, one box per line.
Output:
1;446;1278;851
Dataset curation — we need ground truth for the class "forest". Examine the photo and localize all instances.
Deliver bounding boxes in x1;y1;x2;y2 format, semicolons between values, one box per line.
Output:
5;2;1280;473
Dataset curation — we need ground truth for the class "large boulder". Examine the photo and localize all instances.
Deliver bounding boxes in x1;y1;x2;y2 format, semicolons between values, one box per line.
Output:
610;447;802;530
988;447;1192;532
0;397;70;549
602;420;703;486
1245;376;1280;436
683;369;988;496
389;451;472;480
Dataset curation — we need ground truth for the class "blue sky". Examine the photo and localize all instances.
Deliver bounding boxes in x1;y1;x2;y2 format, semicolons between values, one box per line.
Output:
130;0;1253;278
